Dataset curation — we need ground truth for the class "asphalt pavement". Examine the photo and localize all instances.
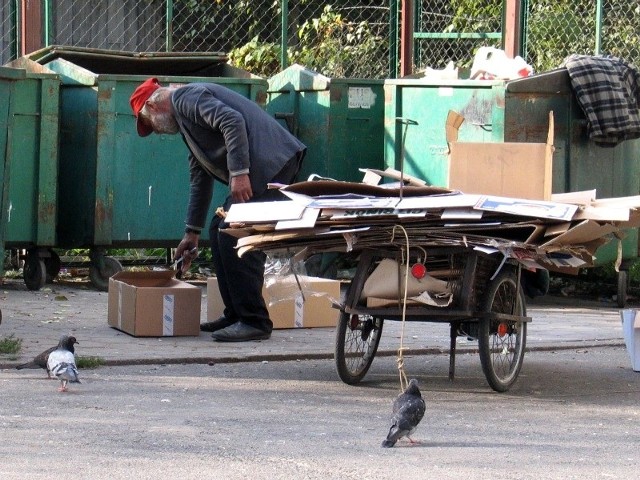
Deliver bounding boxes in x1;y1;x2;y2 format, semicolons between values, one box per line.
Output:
0;276;634;369
2;277;640;480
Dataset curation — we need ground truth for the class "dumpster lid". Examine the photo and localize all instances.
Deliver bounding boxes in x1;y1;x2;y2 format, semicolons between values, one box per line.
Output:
506;68;572;94
383;78;506;87
24;45;258;79
268;64;331;92
3;57;59;78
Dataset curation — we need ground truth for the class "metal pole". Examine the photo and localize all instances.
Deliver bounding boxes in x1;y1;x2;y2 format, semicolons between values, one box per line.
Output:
594;0;603;55
389;0;398;78
12;0;19;57
281;0;289;70
503;0;522;57
400;0;414;77
166;0;173;52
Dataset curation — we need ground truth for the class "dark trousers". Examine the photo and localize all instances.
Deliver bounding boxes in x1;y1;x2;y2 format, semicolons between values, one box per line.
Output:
209;153;303;332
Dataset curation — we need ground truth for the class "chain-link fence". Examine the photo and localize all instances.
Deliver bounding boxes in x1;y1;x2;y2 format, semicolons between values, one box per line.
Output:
523;0;640;73
414;0;640;75
413;0;502;73
2;1;639;78
0;0;15;65
45;0;390;79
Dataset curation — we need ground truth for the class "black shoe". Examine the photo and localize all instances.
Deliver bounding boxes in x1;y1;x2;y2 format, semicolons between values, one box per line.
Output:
211;322;271;342
200;316;237;332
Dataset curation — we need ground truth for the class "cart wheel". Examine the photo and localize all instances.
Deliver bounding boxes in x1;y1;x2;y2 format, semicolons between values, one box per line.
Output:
23;254;46;291
617;270;628;308
89;256;123;292
44;249;61;283
478;268;527;392
335;312;384;384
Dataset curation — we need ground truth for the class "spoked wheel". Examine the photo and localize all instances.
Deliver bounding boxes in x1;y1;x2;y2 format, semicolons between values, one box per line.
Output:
23;251;46;291
617;270;629;308
478;267;527;392
335;312;384;385
89;256;123;291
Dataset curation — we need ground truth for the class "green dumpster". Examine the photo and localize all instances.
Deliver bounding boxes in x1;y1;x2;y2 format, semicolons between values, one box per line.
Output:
0;59;61;290
26;46;267;290
383;78;506;186
505;68;640;305
267;64;384;182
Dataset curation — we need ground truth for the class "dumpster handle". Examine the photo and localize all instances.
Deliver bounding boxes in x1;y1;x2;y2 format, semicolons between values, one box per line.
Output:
395;118;419;200
470;122;493;132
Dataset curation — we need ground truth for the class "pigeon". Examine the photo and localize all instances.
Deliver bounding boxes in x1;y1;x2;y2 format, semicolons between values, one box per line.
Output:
16;336;78;378
46;335;81;392
381;378;426;448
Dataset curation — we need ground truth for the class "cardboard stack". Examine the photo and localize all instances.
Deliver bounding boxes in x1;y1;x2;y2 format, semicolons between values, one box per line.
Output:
221;111;640;275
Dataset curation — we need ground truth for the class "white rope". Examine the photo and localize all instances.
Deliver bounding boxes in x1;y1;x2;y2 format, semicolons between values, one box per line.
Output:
390;224;412;392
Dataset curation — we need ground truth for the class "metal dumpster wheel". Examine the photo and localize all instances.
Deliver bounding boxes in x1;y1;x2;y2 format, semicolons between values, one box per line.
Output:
23;252;46;291
89;256;123;291
478;268;527;392
44;249;61;283
335;312;383;385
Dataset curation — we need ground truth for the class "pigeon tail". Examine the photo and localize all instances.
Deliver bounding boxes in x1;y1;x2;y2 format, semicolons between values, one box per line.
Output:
16;361;40;370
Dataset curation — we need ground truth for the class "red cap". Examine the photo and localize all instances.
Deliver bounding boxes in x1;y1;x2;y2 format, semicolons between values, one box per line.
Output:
130;77;161;137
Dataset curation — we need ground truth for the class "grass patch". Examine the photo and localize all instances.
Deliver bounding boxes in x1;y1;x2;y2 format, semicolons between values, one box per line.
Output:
0;335;22;354
76;356;106;369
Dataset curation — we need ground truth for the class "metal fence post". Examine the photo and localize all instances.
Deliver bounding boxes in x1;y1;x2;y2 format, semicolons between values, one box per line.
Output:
281;0;288;71
595;0;603;55
389;0;398;78
166;0;173;52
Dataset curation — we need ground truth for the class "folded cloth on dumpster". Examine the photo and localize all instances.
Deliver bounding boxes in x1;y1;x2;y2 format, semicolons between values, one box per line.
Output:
563;54;640;147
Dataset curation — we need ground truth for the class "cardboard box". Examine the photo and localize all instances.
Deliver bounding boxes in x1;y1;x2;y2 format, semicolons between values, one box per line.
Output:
446;110;554;200
108;270;201;337
207;275;341;329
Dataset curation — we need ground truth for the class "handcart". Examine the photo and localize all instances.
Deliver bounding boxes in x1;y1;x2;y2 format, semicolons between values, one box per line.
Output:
334;245;530;392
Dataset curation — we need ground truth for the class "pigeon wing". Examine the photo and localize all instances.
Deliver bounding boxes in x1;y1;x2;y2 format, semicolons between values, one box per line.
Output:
50;362;81;384
382;390;426;447
393;394;426;433
47;348;76;373
16;346;56;371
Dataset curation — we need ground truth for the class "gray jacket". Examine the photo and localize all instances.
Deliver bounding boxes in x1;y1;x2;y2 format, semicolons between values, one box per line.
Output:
171;83;306;229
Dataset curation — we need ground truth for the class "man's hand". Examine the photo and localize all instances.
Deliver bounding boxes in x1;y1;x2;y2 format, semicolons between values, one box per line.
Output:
175;232;200;275
230;174;253;203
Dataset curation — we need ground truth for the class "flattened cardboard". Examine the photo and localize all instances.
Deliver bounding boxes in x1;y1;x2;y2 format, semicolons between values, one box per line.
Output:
551;189;596;205
207;276;340;329
541;220;617;248
446;110;554;200
573;205;630;222
108;270;201;337
358;167;427;186
281;179;452;198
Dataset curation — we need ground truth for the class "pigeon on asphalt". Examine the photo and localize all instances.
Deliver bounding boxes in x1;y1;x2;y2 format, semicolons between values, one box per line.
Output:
46;335;81;392
16;336;78;378
381;378;426;448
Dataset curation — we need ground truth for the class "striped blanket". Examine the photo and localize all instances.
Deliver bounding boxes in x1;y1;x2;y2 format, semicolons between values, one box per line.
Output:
563;54;640;147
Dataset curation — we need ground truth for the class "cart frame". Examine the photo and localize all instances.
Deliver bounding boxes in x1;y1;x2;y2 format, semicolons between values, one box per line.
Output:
334;245;531;392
